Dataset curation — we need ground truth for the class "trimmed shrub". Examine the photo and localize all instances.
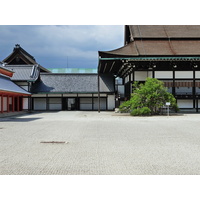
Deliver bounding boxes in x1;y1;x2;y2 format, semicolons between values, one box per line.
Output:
130;107;151;116
140;107;151;116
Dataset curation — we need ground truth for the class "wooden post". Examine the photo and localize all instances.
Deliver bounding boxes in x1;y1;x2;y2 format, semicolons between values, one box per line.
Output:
1;94;3;113
12;96;15;112
7;95;9;112
98;72;100;113
17;96;20;112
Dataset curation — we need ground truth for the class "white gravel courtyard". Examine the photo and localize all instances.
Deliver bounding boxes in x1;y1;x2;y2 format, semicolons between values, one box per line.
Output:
0;111;200;175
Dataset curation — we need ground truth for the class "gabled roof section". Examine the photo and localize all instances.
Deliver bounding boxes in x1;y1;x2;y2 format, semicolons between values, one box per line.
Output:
3;44;50;73
31;73;114;94
6;65;40;81
3;44;37;65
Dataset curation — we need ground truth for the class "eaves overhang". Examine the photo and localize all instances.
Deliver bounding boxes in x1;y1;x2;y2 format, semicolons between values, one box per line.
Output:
99;56;200;61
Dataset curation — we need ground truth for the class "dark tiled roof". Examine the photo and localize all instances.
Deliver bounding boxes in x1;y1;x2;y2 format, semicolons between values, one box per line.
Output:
31;73;114;93
100;39;200;56
0;75;30;95
99;25;200;57
6;65;40;81
3;44;50;73
129;25;200;38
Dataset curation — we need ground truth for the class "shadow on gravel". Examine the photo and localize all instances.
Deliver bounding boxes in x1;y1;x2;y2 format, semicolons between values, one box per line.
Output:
1;117;42;122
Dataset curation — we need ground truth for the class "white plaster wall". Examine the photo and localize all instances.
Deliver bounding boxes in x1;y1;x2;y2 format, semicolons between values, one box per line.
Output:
32;94;46;97
155;71;173;79
49;104;62;110
78;94;92;97
34;98;47;110
80;98;92;110
93;94;107;97
177;100;193;108
49;98;62;110
63;94;77;97
135;71;148;81
147;71;153;78
107;95;115;110
175;71;193;78
3;97;7;111
93;98;106;110
23;98;29;110
195;71;200;78
48;94;62;97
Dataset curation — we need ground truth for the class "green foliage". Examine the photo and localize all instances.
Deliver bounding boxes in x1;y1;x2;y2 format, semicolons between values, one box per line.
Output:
119;78;179;115
130;107;151;116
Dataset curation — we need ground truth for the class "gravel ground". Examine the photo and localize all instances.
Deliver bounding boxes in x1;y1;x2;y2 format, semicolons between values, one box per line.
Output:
0;111;200;175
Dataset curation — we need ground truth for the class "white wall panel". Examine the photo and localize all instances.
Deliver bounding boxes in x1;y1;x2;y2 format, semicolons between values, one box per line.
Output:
48;94;62;97
34;98;47;110
80;98;92;110
175;71;193;78
93;98;106;110
32;94;46;97
135;71;148;81
177;100;193;108
3;97;7;111
195;71;200;78
63;94;77;97
49;98;62;110
107;95;115;110
49;104;62;110
155;71;173;79
78;94;92;97
23;98;28;110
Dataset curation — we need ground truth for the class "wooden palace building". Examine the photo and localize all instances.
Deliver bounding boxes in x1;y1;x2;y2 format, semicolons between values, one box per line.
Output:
2;25;200;114
0;44;115;114
98;25;200;112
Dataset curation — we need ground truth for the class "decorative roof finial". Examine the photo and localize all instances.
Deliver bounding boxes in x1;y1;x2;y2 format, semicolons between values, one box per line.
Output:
15;44;20;48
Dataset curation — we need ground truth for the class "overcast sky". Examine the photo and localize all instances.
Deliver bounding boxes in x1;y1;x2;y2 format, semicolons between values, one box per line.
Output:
0;25;124;69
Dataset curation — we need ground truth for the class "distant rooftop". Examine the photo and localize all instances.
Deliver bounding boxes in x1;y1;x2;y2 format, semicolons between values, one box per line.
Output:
47;68;97;73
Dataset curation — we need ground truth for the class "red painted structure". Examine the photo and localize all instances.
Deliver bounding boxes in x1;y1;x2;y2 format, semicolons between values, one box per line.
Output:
0;65;30;114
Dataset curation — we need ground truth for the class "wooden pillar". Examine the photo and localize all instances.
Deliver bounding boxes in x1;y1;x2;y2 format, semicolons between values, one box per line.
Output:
98;72;100;113
21;96;23;111
172;70;175;96
193;70;196;108
92;93;94;111
1;94;3;113
12;96;15;112
17;96;20;112
152;70;155;78
7;95;9;112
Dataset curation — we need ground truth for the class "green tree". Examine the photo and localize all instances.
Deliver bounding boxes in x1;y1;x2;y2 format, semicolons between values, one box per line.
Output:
119;78;179;115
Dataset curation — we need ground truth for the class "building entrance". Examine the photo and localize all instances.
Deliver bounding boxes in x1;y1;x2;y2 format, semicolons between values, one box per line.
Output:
63;98;77;110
